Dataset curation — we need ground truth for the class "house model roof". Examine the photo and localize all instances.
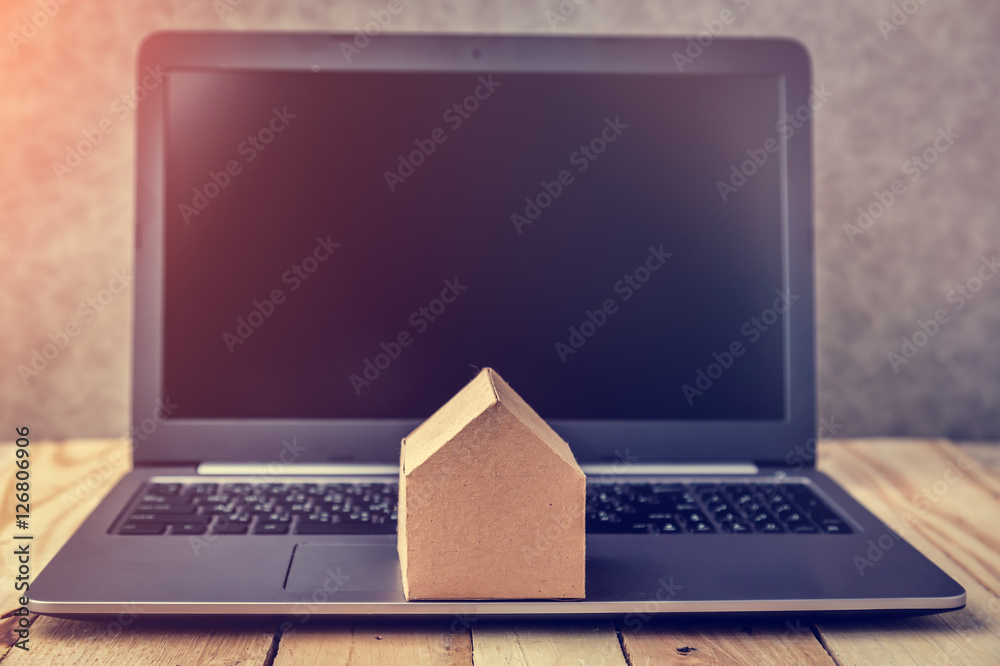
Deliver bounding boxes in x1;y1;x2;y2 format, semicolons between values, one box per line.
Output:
401;367;583;477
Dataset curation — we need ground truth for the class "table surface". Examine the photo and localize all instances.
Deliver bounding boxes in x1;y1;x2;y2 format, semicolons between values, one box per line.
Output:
0;438;997;665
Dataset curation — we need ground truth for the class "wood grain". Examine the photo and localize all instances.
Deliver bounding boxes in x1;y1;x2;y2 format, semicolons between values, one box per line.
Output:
0;439;283;665
961;442;1000;474
472;621;626;666
618;618;835;666
2;617;278;666
816;439;1000;666
1;438;999;665
0;439;131;652
273;620;472;665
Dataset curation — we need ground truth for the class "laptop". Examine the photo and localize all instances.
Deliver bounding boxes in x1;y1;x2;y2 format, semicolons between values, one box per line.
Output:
30;32;965;617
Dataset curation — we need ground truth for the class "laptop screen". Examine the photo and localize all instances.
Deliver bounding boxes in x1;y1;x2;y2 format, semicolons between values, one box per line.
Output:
163;70;786;422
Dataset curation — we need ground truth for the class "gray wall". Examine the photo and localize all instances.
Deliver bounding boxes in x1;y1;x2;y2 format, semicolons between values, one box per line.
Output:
2;0;998;440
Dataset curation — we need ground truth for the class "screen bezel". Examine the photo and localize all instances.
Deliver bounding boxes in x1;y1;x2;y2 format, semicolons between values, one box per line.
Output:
134;32;815;466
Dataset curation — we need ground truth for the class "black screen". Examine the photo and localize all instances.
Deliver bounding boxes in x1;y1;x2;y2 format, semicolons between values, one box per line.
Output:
164;70;786;420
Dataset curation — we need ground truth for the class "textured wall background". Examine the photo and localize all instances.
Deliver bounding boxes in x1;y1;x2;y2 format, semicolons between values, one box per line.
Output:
1;0;998;440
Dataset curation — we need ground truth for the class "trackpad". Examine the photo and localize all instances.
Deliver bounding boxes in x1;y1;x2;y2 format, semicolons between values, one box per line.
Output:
284;543;404;593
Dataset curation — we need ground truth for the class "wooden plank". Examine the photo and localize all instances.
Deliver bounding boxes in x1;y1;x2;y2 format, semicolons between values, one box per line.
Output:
618;618;834;666
821;439;1000;595
960;442;1000;474
274;620;472;665
2;617;277;665
0;439;280;665
816;439;1000;666
473;621;626;666
0;439;131;650
4;438;998;664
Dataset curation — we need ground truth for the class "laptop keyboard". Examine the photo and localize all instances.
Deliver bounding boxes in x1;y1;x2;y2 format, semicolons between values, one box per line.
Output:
586;482;852;535
113;480;851;536
115;482;398;536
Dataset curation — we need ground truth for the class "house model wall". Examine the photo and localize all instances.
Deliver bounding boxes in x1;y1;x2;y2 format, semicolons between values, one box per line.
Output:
397;367;586;600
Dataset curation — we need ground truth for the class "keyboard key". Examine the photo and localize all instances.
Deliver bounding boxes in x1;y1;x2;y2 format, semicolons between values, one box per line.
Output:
149;483;182;495
622;522;657;534
142;494;182;504
127;513;211;524
677;511;711;530
211;523;249;535
653;520;683;533
822;522;852;534
170;524;207;535
253;522;289;535
135;503;197;514
749;510;778;525
294;521;394;534
786;522;820;534
720;519;753;533
118;523;166;535
756;522;784;533
587;517;625;534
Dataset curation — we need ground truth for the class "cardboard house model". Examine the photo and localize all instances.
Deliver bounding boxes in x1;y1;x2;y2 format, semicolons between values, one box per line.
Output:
397;367;586;600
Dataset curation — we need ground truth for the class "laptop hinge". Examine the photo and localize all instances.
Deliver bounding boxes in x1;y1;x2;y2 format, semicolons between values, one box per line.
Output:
581;463;758;475
197;462;760;476
196;463;399;476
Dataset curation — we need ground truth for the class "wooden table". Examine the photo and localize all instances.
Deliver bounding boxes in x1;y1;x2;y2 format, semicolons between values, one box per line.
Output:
1;439;998;665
